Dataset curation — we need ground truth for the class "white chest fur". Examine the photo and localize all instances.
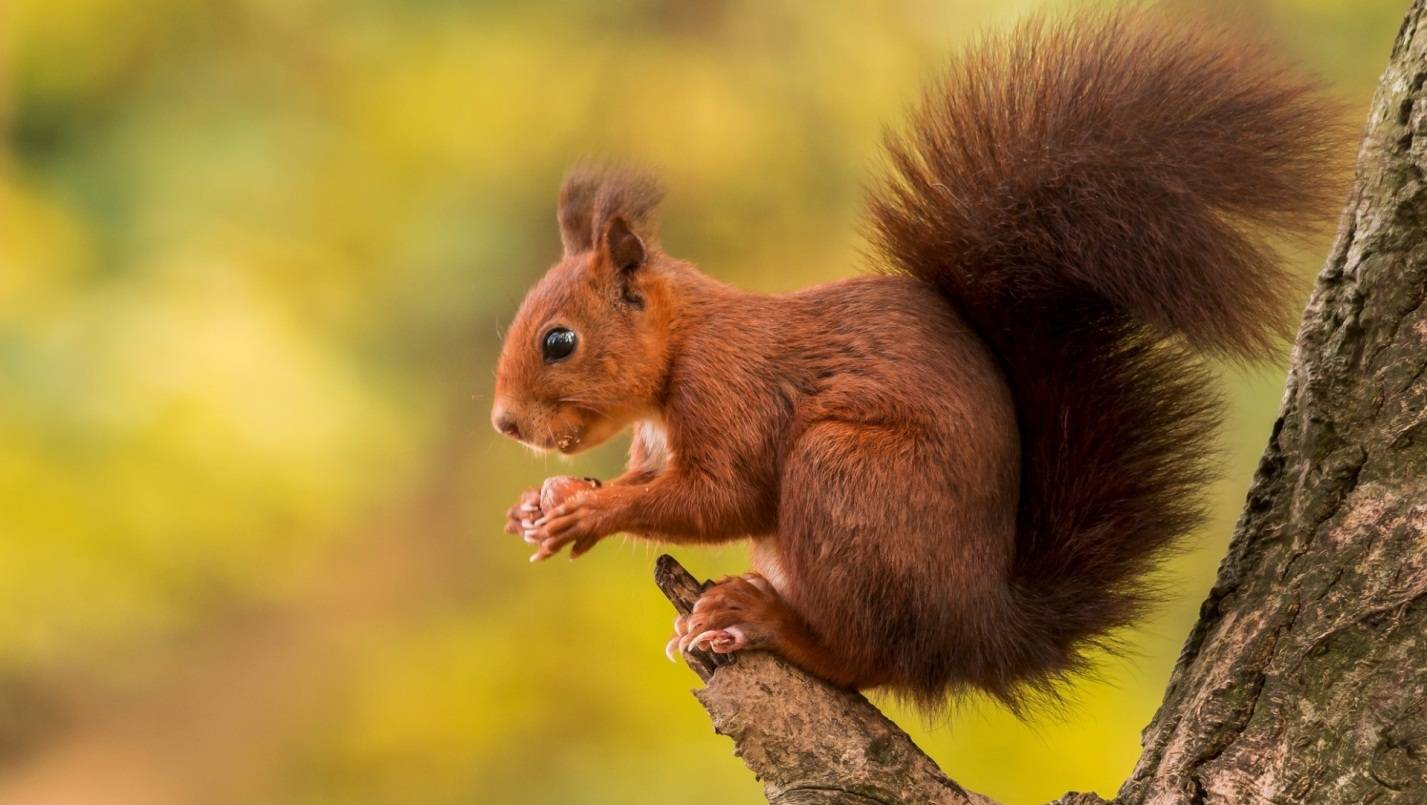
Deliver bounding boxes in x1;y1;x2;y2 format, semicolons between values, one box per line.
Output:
634;419;673;472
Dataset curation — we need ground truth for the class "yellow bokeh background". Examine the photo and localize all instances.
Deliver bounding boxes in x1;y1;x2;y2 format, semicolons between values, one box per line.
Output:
0;1;1404;803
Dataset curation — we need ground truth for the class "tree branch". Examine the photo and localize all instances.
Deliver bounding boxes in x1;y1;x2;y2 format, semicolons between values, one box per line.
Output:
654;556;1002;805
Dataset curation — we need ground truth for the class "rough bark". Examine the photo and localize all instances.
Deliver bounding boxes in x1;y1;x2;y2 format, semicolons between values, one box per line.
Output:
655;2;1427;802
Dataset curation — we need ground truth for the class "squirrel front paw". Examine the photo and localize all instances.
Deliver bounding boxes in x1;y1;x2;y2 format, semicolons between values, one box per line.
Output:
504;487;542;544
505;476;603;557
525;477;606;562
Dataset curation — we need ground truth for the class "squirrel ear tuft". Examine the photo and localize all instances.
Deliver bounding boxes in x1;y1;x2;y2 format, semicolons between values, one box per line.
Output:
557;168;602;255
556;164;664;256
603;216;646;273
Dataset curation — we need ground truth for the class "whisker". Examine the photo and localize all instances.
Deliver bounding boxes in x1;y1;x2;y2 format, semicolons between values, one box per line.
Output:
555;397;614;417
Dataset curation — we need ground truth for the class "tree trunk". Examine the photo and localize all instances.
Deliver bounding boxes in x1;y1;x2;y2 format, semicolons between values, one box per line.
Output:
1118;2;1427;801
656;2;1427;802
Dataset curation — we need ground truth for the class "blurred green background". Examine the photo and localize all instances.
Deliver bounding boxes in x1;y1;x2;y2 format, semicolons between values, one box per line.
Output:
0;0;1405;802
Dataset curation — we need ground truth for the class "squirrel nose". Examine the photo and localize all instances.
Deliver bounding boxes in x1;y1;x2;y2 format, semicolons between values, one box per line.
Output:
491;405;522;441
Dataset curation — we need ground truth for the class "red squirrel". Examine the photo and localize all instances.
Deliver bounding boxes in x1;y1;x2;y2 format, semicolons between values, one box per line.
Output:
491;10;1345;708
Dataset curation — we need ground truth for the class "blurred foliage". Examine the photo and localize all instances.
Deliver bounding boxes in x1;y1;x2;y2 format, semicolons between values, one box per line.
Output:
0;0;1407;803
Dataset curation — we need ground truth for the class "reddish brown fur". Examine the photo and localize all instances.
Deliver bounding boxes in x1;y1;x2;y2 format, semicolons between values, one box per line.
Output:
494;9;1348;710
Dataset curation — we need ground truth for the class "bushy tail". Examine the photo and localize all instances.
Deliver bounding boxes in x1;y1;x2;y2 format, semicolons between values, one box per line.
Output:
867;9;1347;703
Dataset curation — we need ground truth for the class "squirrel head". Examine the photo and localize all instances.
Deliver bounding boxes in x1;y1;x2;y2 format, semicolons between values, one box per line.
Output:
492;166;675;454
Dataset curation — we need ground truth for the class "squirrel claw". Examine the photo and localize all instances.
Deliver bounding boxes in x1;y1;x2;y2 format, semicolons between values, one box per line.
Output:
664;615;690;662
713;625;747;650
710;626;747;653
680;627;746;656
687;630;715;651
676;628;701;656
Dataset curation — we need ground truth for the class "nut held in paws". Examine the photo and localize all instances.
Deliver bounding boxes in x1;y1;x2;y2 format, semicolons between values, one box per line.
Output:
539;476;601;512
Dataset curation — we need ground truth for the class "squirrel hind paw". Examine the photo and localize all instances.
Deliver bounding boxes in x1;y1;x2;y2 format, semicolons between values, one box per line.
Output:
667;575;783;661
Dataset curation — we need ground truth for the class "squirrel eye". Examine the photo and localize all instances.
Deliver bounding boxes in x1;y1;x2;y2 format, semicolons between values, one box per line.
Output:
542;327;578;363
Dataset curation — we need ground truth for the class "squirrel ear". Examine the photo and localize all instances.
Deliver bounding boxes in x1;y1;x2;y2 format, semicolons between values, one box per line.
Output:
602;216;647;308
603;216;646;273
